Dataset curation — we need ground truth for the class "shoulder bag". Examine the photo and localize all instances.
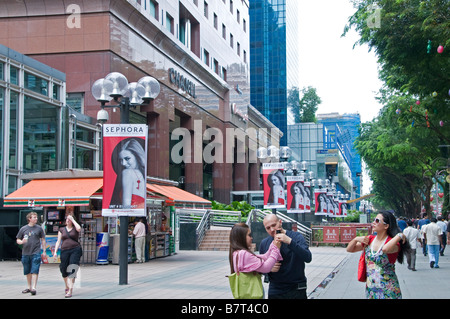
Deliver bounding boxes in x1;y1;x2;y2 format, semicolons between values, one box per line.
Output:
227;251;264;299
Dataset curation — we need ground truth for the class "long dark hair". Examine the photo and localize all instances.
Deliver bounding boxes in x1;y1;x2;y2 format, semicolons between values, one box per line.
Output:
380;211;410;264
229;223;256;273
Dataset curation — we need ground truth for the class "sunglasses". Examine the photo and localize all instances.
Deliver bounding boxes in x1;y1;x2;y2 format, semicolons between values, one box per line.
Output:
374;218;387;225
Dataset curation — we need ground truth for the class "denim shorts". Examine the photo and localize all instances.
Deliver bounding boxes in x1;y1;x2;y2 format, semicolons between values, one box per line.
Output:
22;253;41;275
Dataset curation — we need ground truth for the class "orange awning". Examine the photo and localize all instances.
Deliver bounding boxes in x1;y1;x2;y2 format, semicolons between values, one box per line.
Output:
4;178;103;207
146;184;211;208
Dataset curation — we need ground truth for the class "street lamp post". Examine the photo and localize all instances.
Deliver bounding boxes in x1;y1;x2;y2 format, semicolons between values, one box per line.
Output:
92;72;160;285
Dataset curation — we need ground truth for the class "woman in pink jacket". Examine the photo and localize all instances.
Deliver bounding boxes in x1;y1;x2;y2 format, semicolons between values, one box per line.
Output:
229;223;283;275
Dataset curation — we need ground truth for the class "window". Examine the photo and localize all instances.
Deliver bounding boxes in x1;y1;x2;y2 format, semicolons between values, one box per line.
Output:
213;59;219;75
244;50;247;63
230;0;233;13
149;0;159;20
24;72;48;96
222;24;226;39
222;67;227;81
237;9;240;23
230;33;234;48
10;66;18;85
204;1;208;18
243;19;246;32
213;13;218;29
166;12;174;34
66;92;84;113
203;49;210;66
23;95;58;173
237;42;240;56
0;63;3;81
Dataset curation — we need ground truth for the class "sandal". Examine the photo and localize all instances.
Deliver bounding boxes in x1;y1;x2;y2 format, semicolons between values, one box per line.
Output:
65;289;72;298
22;289;31;294
30;289;36;295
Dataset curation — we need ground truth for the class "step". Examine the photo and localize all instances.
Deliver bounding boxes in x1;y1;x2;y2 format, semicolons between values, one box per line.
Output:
199;229;231;251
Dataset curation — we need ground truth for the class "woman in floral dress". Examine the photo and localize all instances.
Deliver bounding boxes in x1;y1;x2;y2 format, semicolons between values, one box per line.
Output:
347;211;409;299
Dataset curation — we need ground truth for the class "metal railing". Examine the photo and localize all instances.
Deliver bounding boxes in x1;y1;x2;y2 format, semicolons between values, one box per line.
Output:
246;209;312;246
177;209;242;249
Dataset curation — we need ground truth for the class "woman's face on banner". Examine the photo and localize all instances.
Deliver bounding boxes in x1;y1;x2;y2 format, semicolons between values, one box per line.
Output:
271;175;280;186
119;150;137;169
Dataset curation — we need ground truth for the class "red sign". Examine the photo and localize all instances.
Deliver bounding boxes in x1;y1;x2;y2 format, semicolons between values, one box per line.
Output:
323;227;340;243
340;227;356;243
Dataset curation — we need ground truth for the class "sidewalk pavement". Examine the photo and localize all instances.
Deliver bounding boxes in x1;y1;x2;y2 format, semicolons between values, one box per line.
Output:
1;245;447;300
0;246;347;299
312;246;450;299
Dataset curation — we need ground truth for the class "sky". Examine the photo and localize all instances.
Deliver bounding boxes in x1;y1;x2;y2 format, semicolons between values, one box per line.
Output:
297;0;383;194
297;0;383;124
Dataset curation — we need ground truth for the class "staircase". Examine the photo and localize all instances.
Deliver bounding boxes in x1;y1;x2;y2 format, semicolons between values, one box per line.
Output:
198;229;231;251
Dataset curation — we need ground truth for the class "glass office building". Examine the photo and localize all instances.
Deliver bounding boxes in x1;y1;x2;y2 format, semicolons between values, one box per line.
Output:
317;113;362;198
249;0;299;146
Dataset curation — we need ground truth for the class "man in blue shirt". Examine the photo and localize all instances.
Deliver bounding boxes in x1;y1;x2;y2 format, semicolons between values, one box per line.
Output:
417;213;431;256
259;214;312;299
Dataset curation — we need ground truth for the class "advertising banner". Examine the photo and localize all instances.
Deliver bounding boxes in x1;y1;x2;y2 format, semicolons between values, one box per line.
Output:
286;175;311;213
338;200;348;217
102;124;148;217
314;189;328;215
263;163;285;209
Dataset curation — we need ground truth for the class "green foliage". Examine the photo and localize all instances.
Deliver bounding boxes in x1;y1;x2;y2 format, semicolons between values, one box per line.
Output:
211;200;255;218
344;0;449;217
288;86;322;123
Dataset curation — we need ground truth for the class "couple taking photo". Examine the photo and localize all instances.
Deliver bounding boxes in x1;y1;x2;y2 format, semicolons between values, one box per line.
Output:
229;214;312;299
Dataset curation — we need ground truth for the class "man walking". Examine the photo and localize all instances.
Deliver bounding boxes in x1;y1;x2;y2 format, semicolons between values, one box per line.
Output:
16;212;46;295
423;218;443;268
436;216;447;256
403;220;420;271
259;214;312;299
417;213;430;256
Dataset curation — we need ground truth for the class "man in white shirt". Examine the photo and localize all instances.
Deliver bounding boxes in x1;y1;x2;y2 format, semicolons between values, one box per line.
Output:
436;216;447;256
423;218;443;268
403;220;420;271
132;218;147;263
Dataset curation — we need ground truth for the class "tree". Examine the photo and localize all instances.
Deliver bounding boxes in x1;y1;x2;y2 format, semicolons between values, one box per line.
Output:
345;0;449;216
299;86;321;123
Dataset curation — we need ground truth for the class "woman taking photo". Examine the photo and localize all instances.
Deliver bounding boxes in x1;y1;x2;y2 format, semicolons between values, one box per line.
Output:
54;213;82;298
346;211;408;299
229;223;283;298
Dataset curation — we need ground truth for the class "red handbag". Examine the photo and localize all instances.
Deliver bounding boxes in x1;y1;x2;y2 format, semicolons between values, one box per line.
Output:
357;249;366;282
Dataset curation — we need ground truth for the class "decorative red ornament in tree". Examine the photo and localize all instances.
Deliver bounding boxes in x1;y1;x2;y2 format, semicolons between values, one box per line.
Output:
437;45;444;54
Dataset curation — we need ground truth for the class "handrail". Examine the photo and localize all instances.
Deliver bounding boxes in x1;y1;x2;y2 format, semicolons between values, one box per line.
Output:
246;209;312;246
177;208;242;249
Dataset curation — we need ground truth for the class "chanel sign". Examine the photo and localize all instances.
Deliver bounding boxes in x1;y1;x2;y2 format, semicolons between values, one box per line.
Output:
168;68;197;98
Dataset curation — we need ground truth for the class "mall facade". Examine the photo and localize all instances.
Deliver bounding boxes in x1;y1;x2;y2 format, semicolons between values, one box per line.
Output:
0;0;281;204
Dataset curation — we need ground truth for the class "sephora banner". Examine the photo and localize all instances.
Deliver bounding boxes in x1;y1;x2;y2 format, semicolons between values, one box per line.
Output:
102;124;148;217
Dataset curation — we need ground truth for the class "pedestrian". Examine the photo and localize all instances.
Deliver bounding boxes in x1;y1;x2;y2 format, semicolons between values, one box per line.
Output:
423;218;444;268
346;211;409;299
53;212;83;298
417;213;430;256
436;216;447;256
133;217;146;263
397;217;407;232
228;223;283;298
16;211;46;296
259;214;312;299
403;220;420;271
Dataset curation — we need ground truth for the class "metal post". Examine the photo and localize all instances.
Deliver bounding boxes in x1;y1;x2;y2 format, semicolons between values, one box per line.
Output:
119;97;130;285
119;215;128;285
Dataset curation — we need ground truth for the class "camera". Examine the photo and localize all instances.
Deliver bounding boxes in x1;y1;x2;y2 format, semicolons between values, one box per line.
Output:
276;229;282;234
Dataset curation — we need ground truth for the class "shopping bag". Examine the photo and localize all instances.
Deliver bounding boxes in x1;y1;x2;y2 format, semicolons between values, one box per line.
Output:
228;271;263;299
228;251;263;299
